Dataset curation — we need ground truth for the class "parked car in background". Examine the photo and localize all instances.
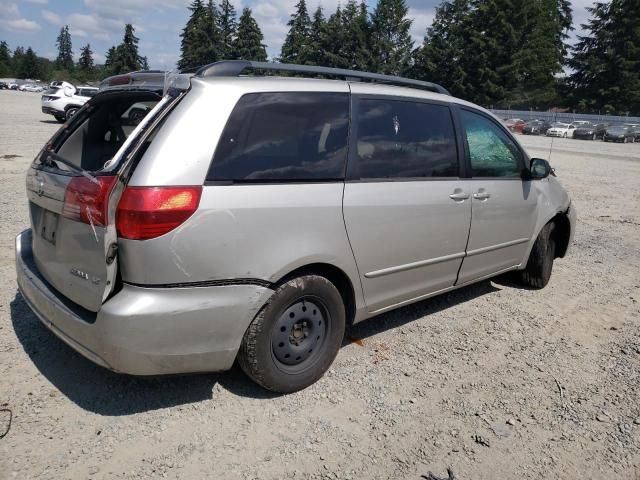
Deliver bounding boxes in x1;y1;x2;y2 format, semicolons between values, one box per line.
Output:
573;123;609;140
23;84;44;92
9;82;19;90
522;120;552;135
505;118;526;133
546;122;576;138
16;62;576;393
0;81;8;90
603;126;635;143
41;85;99;122
571;121;591;128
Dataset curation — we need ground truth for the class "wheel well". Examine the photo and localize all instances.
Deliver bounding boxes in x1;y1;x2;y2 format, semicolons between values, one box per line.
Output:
275;263;356;328
551;211;571;258
64;104;81;111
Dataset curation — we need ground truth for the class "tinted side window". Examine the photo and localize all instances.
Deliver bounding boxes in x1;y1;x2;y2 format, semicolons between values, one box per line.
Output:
461;109;522;177
356;99;458;179
208;92;349;182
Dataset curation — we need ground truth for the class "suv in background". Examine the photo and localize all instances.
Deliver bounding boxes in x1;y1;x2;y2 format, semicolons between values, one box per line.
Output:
16;61;575;393
41;84;98;122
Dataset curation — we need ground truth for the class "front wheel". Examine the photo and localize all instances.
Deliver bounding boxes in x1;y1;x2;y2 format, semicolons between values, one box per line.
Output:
519;222;556;289
238;275;346;393
563;132;568;138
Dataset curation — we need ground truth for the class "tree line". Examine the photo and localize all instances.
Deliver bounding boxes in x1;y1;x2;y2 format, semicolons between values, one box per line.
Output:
0;0;638;114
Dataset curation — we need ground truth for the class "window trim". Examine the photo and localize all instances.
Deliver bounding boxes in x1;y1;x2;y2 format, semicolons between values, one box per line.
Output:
453;105;529;180
206;91;351;184
346;94;463;183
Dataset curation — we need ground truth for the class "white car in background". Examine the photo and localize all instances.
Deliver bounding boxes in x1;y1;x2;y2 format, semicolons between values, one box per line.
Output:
546;122;576;138
41;84;98;122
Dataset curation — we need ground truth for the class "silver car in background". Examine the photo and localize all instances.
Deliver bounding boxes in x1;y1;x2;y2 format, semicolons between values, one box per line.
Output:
15;61;576;392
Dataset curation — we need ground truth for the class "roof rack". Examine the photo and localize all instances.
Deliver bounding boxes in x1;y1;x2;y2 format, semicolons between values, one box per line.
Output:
193;60;450;96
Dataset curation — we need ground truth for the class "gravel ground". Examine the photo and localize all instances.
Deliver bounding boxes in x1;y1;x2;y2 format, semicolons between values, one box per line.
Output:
0;89;639;479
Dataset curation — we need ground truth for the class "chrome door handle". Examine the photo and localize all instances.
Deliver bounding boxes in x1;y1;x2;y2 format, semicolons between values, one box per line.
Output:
449;192;470;200
473;192;491;200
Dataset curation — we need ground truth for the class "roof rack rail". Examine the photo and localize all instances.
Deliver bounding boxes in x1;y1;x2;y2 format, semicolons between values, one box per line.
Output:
193;60;450;96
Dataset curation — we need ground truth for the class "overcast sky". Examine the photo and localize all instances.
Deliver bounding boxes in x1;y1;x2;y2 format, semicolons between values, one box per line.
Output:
0;0;596;69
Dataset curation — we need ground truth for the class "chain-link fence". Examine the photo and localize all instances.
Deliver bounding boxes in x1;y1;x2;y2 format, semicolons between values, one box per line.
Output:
489;109;640;125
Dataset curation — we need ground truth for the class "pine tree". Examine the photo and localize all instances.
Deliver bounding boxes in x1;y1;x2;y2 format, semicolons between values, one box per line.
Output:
111;24;146;74
17;47;40;79
370;0;413;75
233;8;267;61
307;6;327;66
12;46;25;78
569;0;640;114
179;0;208;70
323;7;349;68
218;0;238;59
0;41;11;77
77;44;94;72
341;1;373;71
55;25;74;71
104;46;116;75
280;0;312;64
412;0;470;98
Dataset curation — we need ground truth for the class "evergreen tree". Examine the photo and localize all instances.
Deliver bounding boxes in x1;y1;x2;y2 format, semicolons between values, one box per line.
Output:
110;24;147;74
307;6;328;66
341;0;373;71
0;41;11;77
371;0;413;75
104;46;116;75
178;0;222;70
233;8;267;61
218;0;238;59
12;46;25;78
569;0;640;114
77;43;94;72
17;47;40;79
55;25;74;71
280;0;312;64
179;0;208;70
412;0;471;98
323;7;349;68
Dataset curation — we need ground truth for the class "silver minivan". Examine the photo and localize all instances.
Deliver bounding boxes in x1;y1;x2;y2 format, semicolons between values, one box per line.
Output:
15;61;576;392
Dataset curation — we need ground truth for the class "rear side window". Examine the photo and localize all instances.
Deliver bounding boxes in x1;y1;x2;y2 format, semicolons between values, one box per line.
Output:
208;92;349;182
355;99;458;179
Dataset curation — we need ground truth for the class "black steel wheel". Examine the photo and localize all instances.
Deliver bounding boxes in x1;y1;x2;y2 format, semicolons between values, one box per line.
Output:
238;275;346;393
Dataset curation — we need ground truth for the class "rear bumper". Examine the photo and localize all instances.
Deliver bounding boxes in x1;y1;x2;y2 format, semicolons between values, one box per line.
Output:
15;229;274;375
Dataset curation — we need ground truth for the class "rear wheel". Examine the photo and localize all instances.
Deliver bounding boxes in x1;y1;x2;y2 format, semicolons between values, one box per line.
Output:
238;275;346;393
65;107;79;120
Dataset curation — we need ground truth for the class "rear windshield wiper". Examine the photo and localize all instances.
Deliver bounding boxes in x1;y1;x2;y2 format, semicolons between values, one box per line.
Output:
40;150;99;184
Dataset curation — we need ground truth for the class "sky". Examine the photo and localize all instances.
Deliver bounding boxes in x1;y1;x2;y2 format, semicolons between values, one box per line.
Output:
0;0;596;70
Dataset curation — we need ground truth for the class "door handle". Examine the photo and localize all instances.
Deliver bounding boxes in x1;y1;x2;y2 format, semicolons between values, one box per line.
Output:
473;191;491;200
449;192;470;200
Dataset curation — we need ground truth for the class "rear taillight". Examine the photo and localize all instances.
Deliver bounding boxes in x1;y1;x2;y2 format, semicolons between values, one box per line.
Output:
62;175;118;226
116;186;202;240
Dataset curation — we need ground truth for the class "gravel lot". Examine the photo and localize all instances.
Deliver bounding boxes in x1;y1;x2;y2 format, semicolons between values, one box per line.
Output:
0;89;639;479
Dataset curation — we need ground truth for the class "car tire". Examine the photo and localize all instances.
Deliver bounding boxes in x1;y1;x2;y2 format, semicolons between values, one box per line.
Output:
65;107;79;120
238;275;346;393
519;222;556;289
563;133;567;138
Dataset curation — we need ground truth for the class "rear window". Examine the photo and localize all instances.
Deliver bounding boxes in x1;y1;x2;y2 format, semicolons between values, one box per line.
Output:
207;92;349;182
48;94;160;172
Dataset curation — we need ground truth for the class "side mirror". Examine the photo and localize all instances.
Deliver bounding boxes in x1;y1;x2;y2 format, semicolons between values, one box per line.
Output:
529;158;551;179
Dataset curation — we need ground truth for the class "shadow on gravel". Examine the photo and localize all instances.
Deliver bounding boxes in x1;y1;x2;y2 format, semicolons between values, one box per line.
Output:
10;292;276;416
348;280;500;342
10;280;501;414
39;120;62;124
